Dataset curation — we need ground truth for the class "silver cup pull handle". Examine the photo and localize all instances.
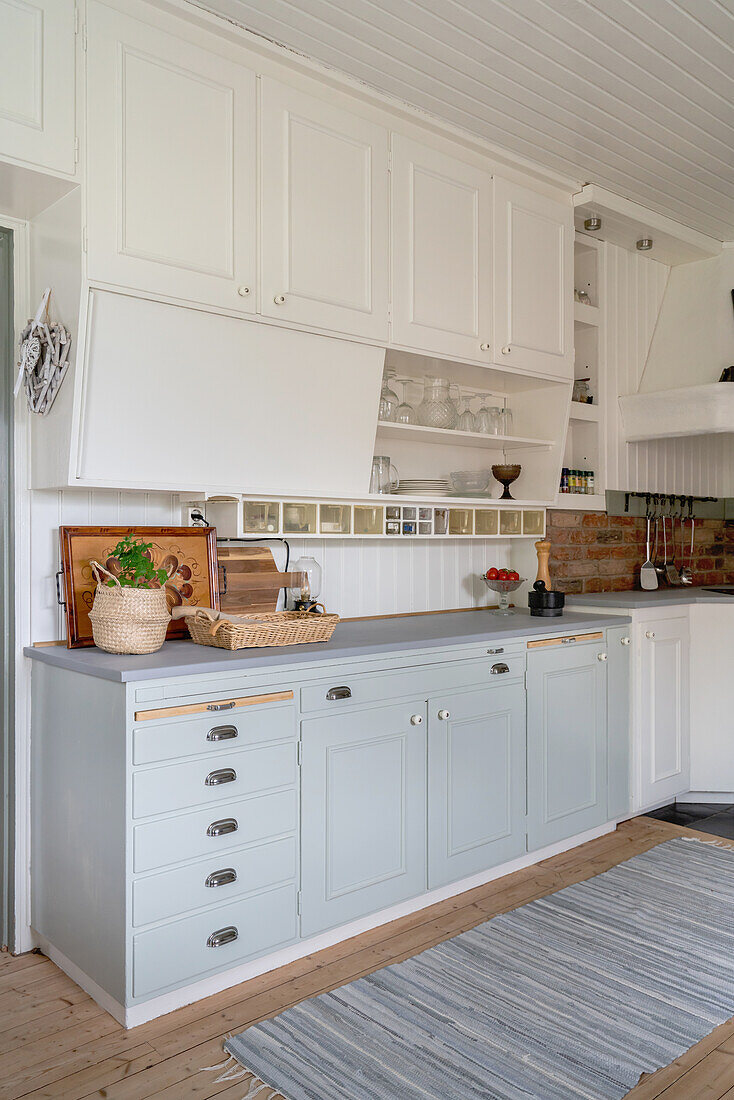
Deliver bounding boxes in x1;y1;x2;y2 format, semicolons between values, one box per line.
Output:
207;724;238;742
205;868;237;889
207;925;238;948
205;768;237;786
490;662;510;674
207;818;238;838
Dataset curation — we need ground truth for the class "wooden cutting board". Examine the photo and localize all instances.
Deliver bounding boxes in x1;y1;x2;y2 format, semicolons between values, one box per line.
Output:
217;546;306;615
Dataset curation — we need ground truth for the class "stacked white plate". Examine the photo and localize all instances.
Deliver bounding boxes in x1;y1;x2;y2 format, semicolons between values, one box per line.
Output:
394;479;452;497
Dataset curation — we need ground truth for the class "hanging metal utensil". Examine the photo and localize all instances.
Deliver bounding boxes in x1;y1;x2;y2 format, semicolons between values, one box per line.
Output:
680;497;694;585
663;502;681;585
640;497;658;590
653;497;665;578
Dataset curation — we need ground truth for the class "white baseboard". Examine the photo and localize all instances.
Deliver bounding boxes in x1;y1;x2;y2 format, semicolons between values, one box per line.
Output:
35;820;615;1028
678;792;734;805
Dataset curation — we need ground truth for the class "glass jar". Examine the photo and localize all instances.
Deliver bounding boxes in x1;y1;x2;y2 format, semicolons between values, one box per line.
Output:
417;377;457;429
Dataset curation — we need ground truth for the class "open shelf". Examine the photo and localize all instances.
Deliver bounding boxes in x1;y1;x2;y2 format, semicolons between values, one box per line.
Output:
569;402;600;423
376;421;554;451
554;493;606;511
574;302;600;327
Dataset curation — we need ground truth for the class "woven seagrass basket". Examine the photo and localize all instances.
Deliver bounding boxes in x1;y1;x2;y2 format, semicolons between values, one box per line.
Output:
185;606;339;650
88;561;171;655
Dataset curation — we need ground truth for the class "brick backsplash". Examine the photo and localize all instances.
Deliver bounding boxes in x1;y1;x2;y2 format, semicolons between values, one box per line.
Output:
547;510;734;594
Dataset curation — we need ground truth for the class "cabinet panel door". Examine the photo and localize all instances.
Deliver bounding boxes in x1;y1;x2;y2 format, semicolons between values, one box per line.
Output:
607;624;631;819
527;642;607;850
301;701;426;937
639;617;689;808
391;135;492;361
493;177;573;378
428;683;526;889
86;1;256;312
0;0;75;174
261;78;389;340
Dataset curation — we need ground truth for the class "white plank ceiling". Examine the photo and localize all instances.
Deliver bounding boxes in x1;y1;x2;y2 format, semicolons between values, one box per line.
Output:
193;0;734;241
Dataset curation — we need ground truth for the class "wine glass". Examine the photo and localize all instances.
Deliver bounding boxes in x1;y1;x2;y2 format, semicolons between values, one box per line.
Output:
394;378;417;425
474;394;492;434
457;393;475;432
379;370;399;423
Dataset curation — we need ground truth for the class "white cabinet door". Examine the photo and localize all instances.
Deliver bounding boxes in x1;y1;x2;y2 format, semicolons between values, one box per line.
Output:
638;617;690;808
391;135;492;361
0;0;75;175
86;1;256;313
260;78;389;340
493;177;573;378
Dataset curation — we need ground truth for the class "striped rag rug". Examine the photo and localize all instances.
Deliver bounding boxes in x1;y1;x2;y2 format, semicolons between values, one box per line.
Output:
220;838;734;1099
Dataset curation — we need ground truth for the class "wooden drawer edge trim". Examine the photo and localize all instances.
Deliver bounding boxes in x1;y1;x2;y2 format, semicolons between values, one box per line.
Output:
135;690;294;722
527;631;603;649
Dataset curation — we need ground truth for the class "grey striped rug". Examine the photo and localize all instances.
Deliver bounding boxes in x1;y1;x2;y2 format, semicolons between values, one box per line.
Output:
223;838;734;1099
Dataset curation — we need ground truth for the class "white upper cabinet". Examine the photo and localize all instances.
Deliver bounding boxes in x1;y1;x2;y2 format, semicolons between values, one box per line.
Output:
85;2;256;313
0;0;76;175
260;78;389;340
493;177;573;379
391;135;492;362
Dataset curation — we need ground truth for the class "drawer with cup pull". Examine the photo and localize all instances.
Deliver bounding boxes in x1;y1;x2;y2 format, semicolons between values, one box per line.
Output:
132;882;297;997
132;742;297;819
300;655;525;714
132;789;297;873
132;694;296;766
132;834;297;926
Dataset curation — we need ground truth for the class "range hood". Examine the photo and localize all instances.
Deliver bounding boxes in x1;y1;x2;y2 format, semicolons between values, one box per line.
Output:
620;248;734;441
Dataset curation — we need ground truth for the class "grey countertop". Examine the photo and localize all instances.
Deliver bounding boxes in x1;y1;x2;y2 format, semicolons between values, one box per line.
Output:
24;608;630;683
568;585;734;609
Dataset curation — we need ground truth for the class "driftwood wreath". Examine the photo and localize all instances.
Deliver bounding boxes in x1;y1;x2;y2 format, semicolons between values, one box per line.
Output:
14;288;72;415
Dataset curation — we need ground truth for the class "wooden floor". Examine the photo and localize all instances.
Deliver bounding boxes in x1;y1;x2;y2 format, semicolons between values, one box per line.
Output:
2;817;734;1099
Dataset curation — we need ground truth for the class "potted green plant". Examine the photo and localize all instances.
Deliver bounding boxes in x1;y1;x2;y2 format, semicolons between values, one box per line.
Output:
89;536;171;654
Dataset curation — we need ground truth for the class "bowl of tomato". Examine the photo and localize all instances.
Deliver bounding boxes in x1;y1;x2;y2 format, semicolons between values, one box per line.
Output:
482;568;524;615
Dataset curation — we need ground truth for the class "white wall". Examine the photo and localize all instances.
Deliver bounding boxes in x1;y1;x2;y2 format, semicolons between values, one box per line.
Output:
604;242;732;498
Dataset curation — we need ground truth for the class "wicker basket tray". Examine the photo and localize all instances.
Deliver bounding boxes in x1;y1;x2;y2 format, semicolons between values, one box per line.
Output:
185;606;340;650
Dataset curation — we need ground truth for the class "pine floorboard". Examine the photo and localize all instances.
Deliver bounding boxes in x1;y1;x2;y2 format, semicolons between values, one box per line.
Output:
1;817;734;1099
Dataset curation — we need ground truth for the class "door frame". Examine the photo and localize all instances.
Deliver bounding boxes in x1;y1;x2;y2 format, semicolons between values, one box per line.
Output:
0;214;31;953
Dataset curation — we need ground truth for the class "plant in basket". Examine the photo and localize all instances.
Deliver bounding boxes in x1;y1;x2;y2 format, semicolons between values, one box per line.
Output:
89;536;172;655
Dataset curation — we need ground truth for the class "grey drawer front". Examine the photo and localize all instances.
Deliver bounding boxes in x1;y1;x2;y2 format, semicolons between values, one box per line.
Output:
133;789;297;873
132;702;296;766
132;883;297;998
132;743;297;819
132;836;297;927
300;655;525;713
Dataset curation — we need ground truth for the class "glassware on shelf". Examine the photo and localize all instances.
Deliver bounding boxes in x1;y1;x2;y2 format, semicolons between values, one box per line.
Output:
417;376;458;430
457;394;476;433
487;406;503;435
491;463;522;500
500;406;514;436
370;455;399;494
379;370;400;423
394;378;417;425
473;395;492;434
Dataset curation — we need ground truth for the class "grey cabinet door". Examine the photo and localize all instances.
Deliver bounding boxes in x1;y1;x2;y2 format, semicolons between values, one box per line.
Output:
606;625;631;819
428;683;527;889
301;701;427;937
527;641;608;850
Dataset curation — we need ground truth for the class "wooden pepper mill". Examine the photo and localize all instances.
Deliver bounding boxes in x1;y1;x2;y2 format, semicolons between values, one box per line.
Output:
535;540;552;590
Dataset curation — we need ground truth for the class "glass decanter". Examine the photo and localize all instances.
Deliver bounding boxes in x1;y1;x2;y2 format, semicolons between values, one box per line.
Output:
417;376;458;430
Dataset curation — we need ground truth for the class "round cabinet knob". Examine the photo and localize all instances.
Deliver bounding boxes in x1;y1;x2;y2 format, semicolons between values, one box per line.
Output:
410;714;423;726
645;631;655;639
479;342;490;352
621;636;630;646
237;285;251;297
597;652;608;662
501;345;511;355
273;294;286;305
438;709;450;721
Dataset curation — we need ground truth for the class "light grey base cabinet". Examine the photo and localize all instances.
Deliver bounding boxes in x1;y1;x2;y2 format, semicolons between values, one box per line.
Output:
29;625;629;1025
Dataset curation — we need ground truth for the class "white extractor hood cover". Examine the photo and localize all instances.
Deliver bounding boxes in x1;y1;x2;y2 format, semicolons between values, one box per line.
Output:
620;249;734;440
77;289;384;494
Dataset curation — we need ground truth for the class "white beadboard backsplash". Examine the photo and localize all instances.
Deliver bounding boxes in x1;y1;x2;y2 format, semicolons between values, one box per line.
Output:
30;489;514;642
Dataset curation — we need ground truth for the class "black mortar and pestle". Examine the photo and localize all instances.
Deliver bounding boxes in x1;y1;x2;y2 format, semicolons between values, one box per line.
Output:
528;579;565;617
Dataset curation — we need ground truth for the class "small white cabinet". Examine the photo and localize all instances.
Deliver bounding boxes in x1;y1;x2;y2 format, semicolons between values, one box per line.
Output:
86;1;257;312
638;616;690;808
493;177;573;378
260;78;389;340
391;134;493;361
0;0;76;175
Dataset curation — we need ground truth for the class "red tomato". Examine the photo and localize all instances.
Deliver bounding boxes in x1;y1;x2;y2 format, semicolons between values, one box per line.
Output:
497;568;509;580
508;570;520;581
486;567;499;580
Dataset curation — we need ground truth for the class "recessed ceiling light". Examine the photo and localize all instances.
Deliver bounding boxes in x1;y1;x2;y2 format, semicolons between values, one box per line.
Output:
583;217;602;231
636;238;653;251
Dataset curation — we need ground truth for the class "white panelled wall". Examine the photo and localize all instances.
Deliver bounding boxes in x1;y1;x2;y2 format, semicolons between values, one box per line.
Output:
30;491;513;641
604;241;733;498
